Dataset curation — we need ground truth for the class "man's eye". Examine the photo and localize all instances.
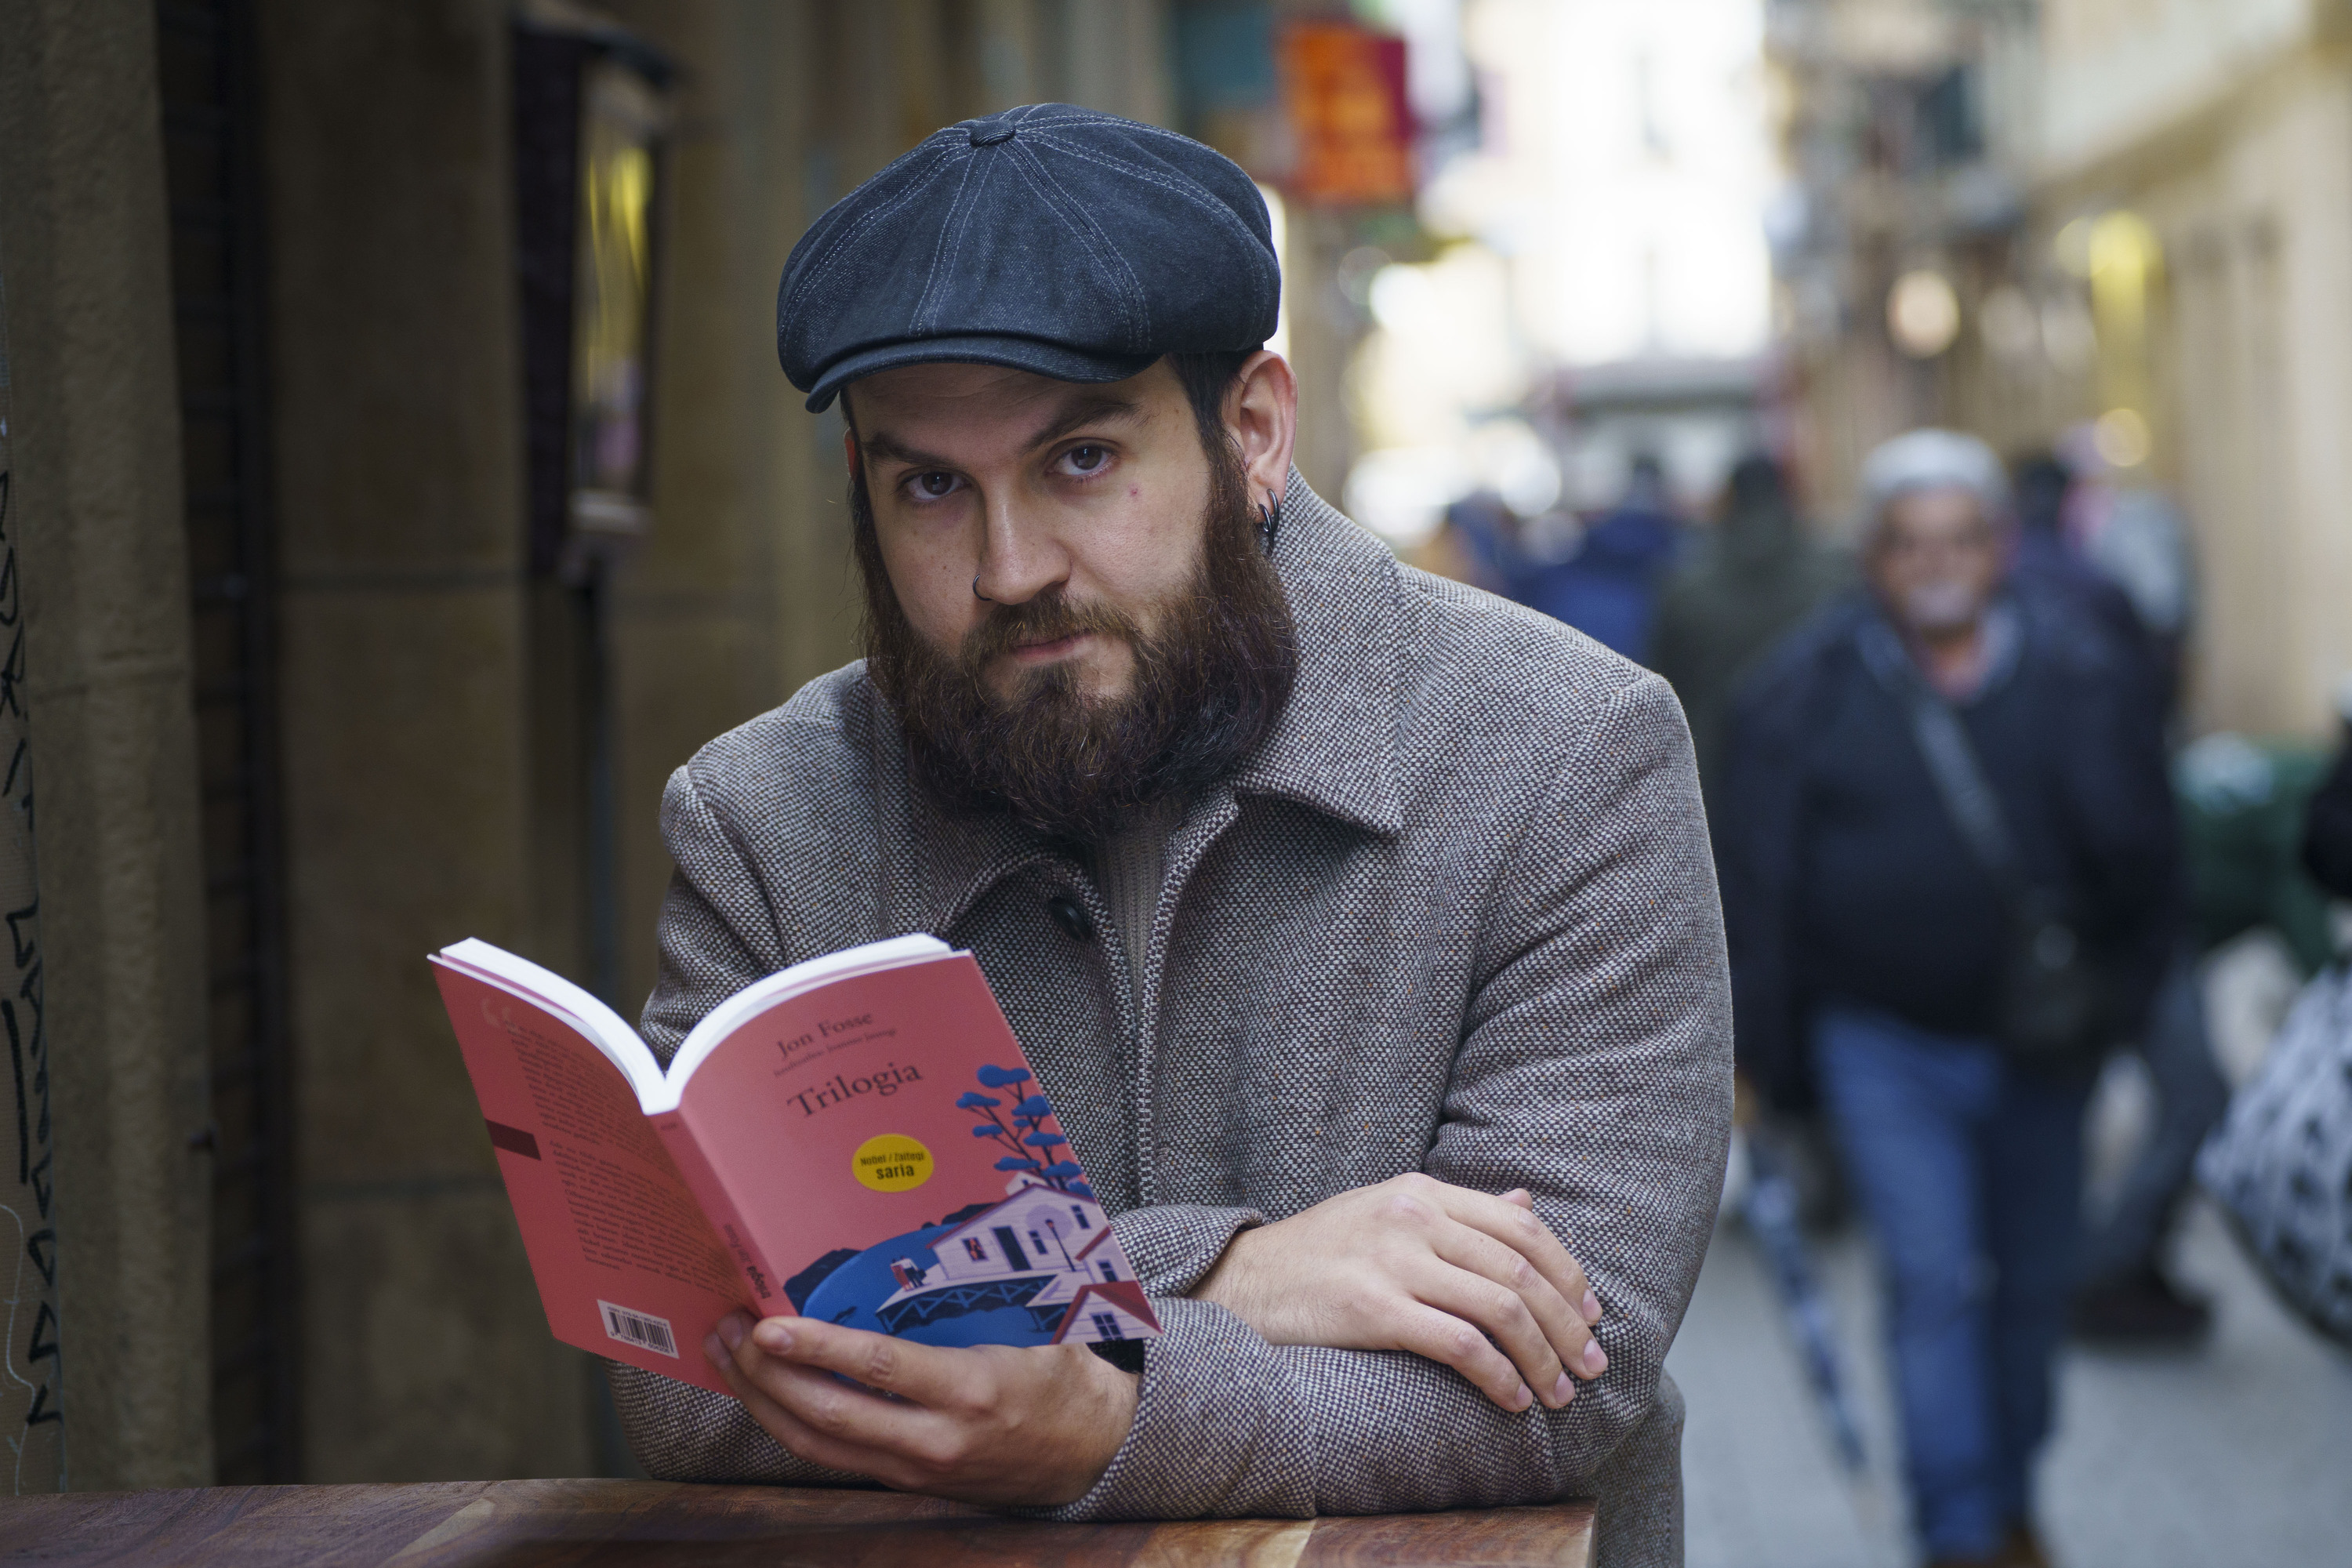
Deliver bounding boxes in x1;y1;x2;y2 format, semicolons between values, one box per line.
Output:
1062;445;1110;476
909;471;961;500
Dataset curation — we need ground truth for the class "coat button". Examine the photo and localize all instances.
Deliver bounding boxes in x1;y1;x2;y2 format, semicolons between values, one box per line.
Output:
1047;895;1094;942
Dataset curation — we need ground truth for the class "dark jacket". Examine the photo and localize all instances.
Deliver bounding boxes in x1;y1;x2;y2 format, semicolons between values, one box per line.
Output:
2305;736;2352;901
1719;590;2179;1105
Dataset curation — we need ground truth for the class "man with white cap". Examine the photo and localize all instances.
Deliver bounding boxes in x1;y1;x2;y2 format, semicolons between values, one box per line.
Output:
1719;430;2176;1568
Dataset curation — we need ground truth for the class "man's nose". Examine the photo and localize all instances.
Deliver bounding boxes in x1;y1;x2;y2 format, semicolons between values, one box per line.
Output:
971;491;1069;606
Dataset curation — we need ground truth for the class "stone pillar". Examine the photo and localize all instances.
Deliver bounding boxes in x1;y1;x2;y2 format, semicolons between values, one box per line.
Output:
0;0;216;1492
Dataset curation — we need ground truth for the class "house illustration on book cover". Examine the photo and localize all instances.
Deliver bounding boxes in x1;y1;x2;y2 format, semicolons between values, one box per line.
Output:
789;1064;1161;1348
878;1180;1157;1345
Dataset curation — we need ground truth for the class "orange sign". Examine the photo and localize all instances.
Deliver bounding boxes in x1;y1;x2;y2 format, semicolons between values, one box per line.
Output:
1279;20;1413;206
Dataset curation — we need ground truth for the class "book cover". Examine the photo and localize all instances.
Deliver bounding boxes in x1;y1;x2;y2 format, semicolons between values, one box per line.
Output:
432;940;1159;1393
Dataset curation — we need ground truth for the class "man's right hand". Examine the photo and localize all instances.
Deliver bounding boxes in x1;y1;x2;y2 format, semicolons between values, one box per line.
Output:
1188;1172;1606;1412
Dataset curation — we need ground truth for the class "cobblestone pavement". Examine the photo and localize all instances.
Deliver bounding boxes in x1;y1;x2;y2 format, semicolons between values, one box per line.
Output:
1668;1199;2352;1567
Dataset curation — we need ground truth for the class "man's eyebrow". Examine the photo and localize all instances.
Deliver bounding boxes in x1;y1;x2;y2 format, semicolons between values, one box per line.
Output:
1023;394;1146;451
855;430;953;470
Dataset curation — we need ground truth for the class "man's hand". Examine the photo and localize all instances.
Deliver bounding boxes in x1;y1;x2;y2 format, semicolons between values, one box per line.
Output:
1190;1173;1606;1413
702;1311;1137;1507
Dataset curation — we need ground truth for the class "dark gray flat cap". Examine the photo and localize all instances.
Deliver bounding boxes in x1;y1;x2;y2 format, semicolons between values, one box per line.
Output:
778;103;1280;413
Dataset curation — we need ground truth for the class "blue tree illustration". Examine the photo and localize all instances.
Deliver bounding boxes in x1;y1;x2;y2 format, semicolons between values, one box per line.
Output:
957;1065;1091;1197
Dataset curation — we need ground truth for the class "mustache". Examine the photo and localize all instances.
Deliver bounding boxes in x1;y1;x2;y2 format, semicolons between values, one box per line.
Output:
961;591;1142;669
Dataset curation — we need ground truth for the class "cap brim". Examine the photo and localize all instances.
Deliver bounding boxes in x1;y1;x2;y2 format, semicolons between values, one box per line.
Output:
803;333;1160;412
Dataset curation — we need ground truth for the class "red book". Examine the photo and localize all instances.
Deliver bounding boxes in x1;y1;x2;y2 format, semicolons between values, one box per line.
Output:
430;935;1160;1394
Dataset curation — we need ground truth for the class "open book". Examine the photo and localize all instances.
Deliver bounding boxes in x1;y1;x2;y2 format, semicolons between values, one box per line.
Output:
430;935;1160;1394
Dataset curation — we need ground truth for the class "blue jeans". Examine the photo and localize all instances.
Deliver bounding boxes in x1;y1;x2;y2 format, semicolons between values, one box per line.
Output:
1812;1006;2089;1560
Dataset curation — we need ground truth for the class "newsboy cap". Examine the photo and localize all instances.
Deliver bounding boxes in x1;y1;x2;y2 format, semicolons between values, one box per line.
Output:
777;104;1281;412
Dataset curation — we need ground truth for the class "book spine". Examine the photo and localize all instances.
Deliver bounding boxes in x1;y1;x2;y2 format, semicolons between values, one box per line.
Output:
652;1113;791;1316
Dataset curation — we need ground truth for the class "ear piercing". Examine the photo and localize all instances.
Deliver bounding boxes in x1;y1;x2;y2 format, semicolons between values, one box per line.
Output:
1258;493;1283;553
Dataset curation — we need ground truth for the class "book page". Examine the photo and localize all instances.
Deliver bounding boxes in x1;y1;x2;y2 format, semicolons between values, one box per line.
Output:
674;953;1162;1352
431;959;742;1392
654;932;951;1111
437;938;662;1105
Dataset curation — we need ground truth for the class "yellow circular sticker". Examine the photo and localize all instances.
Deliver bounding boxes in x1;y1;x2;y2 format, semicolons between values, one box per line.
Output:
852;1134;934;1193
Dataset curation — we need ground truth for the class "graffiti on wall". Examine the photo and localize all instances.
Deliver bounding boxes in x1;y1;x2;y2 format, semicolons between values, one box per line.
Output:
0;261;64;1494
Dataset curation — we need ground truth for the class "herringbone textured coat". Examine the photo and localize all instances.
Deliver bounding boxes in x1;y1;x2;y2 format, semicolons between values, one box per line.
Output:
609;477;1733;1568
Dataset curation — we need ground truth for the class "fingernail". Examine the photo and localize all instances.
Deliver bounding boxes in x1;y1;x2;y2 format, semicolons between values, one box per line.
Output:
1512;1381;1534;1411
1552;1373;1574;1405
753;1319;793;1353
702;1333;727;1367
1582;1290;1602;1323
1582;1340;1609;1375
716;1316;744;1352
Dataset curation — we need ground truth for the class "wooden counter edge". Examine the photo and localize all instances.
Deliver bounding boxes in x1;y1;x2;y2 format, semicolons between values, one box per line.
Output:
0;1478;1595;1567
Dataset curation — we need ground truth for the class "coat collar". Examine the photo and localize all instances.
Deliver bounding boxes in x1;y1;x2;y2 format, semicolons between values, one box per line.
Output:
1224;470;1405;838
873;470;1407;938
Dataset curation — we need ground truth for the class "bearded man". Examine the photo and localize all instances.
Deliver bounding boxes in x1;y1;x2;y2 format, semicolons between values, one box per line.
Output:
612;106;1730;1568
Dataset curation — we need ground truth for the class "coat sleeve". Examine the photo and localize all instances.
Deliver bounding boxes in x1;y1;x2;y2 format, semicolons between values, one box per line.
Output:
1036;672;1733;1523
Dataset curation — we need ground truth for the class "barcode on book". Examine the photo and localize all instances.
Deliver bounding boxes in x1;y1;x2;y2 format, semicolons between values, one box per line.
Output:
597;1301;678;1358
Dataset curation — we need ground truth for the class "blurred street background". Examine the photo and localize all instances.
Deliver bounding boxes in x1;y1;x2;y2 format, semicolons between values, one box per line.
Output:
2;2;2348;1562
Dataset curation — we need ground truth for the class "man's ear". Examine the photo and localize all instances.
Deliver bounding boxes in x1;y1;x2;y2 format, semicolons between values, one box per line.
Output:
1223;350;1298;506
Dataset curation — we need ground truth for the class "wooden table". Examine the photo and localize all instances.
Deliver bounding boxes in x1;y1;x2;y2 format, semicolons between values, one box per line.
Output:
0;1479;1595;1566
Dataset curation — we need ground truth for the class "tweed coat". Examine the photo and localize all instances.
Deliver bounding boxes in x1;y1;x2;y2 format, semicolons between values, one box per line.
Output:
608;477;1733;1568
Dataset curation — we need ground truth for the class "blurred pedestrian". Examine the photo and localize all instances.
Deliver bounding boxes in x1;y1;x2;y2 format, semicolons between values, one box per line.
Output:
2195;676;2352;1352
2010;452;2160;702
1719;429;2177;1568
2014;450;2230;1345
1425;489;1519;595
2304;676;2352;901
1517;451;1685;662
2056;423;2198;711
1652;452;1852;830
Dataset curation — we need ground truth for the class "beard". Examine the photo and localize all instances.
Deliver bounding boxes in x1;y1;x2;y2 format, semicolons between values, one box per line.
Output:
1897;578;1987;637
854;437;1298;845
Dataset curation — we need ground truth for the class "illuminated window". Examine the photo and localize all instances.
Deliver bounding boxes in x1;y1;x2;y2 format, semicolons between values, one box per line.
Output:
964;1238;986;1262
